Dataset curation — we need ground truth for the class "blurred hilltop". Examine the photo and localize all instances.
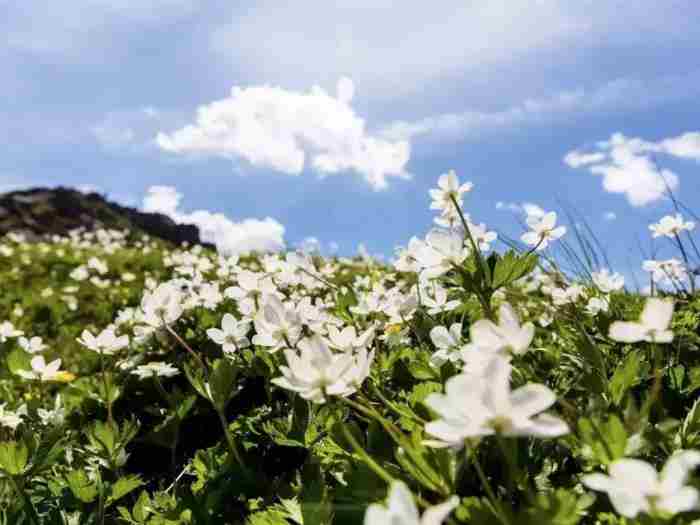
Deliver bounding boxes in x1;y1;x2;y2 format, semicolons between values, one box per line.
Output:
0;187;208;247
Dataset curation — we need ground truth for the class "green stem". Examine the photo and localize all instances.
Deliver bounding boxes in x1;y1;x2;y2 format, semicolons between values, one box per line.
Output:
495;436;518;502
153;375;180;476
370;382;427;425
297;266;340;291
164;324;208;377
449;194;494;320
342;395;450;496
340;424;393;484
99;352;114;425
216;408;246;470
9;476;40;525
674;234;695;294
471;450;511;525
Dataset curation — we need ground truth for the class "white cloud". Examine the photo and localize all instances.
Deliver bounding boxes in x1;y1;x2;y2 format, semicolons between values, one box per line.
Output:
563;151;606;168
564;131;699;206
295;237;341;256
496;201;545;218
91;107;182;152
76;184;103;195
156;78;410;190
380;73;700;142
211;2;695;101
659;132;700;160
142;186;285;255
603;211;617;221
3;1;196;57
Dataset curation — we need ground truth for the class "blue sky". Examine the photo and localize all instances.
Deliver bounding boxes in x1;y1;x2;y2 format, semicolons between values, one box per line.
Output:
2;1;699;275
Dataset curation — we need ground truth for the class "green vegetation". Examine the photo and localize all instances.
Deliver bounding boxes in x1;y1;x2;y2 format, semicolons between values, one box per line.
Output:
1;176;700;524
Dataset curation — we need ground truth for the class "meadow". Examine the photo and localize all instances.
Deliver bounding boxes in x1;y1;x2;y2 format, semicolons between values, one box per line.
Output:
1;172;699;524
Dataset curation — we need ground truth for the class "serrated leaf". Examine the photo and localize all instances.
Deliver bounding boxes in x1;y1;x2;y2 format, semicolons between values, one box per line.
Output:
106;475;144;507
65;470;98;503
0;440;29;475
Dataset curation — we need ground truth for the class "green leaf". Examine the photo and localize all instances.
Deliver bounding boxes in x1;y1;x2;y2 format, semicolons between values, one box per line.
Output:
330;421;364;454
455;497;502;525
521;488;594;525
0;440;29;476
6;348;31;375
684;366;700;394
491;251;538;289
300;455;333;525
577;333;607;394
407;360;439;381
680;398;700;448
65;469;98;503
132;490;152;522
184;361;211;403
608;350;642;405
106;475;144;507
578;415;627;465
209;358;239;410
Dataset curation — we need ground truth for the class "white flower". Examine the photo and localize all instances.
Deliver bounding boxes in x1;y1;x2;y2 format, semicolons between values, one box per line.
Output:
609;298;674;343
521;211;566;250
429;323;463;367
429;170;473;215
195;282;223;310
420;282;460;315
77;327;129;356
394;239;422;273
271;336;361;404
225;270;276;300
459;344;501;377
16;355;65;382
642;258;688;285
0;320;24;343
131;362;180;380
141;282;184;327
344;347;375;390
469;303;535;356
70;265;89;281
550;284;585;306
582;451;700;518
38;395;66;427
0;402;28;430
649;214;695;238
325;324;375;353
207;313;250;354
252;295;303;352
463;221;497;251
425;356;568;447
364;481;459;525
413;229;469;279
592;269;625;293
585;297;609;316
18;336;47;354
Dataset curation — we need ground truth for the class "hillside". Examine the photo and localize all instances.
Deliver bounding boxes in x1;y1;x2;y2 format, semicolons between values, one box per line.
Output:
0;186;206;247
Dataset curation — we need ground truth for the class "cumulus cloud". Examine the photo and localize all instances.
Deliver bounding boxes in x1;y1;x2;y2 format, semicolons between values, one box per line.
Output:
156;78;410;190
603;211;617;221
563;131;700;206
142;186;285;255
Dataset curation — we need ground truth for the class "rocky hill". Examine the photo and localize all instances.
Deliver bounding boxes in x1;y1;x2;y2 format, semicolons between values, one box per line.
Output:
0;187;206;246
